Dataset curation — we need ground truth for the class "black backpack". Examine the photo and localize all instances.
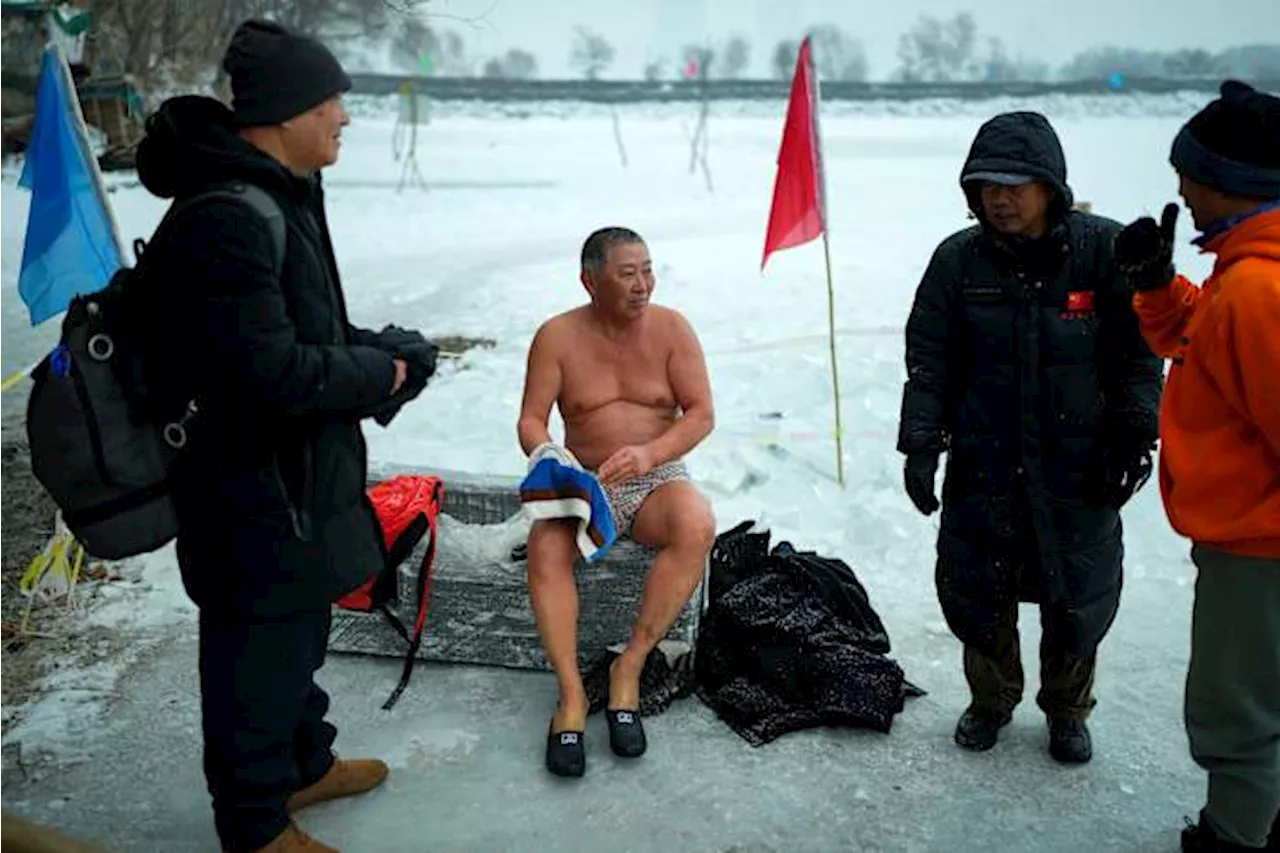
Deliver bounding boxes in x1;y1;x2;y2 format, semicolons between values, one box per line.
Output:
26;182;286;560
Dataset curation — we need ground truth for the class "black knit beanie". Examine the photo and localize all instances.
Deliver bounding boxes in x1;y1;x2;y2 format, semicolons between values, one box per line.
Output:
222;19;352;127
1170;80;1280;199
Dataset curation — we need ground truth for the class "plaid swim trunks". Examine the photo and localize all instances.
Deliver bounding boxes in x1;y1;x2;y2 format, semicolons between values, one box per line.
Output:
602;460;690;535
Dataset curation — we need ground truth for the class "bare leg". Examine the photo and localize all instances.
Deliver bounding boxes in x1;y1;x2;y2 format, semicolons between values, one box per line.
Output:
526;519;587;731
610;482;716;710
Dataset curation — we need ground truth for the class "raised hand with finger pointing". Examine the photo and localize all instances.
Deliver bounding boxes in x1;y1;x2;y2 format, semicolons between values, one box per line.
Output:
1115;202;1180;293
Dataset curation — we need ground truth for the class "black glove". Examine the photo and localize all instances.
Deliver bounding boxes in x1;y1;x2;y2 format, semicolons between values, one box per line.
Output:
904;453;940;516
1088;421;1157;509
372;324;429;353
1114;203;1179;292
362;334;440;427
396;341;439;385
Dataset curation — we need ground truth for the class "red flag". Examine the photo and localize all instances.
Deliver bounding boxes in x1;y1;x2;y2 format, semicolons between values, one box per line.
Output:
761;36;825;270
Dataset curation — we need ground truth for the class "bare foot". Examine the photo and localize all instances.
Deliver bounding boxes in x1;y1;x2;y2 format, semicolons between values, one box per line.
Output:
608;655;642;711
551;693;588;733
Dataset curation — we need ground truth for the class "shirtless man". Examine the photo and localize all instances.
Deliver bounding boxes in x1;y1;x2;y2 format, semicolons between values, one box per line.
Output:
517;226;717;777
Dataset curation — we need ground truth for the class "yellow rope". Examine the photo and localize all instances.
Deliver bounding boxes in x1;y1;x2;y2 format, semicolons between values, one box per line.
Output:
0;369;30;393
17;518;85;636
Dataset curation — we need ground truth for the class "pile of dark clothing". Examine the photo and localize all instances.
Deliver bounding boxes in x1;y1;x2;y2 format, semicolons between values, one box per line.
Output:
583;647;697;718
693;521;923;746
579;521;922;746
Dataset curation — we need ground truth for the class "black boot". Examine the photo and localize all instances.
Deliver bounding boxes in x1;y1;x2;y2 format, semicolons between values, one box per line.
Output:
1047;718;1092;764
954;706;1011;751
1181;818;1255;852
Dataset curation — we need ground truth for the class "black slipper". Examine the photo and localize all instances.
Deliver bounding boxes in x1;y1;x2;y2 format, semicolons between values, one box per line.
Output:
546;722;585;777
606;709;646;758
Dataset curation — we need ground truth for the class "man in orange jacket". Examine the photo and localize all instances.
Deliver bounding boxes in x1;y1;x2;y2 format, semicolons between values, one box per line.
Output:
1115;80;1279;852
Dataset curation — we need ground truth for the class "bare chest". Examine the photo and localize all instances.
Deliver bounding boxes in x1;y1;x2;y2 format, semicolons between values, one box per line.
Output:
560;337;675;415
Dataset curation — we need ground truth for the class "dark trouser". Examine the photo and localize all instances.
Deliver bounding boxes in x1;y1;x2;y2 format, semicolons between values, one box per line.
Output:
1186;544;1280;849
964;595;1097;722
199;609;337;853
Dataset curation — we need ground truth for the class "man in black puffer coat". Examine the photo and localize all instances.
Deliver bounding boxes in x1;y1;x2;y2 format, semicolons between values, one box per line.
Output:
897;112;1163;765
131;20;437;853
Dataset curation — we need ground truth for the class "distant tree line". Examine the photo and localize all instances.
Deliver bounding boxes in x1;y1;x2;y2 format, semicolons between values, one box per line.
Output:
471;14;1278;84
35;0;430;92
5;2;1275;97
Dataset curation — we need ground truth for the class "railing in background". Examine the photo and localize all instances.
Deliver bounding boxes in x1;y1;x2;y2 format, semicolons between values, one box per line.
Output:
346;75;1280;103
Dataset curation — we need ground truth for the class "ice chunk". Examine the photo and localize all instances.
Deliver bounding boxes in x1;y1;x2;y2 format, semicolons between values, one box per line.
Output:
437;512;530;567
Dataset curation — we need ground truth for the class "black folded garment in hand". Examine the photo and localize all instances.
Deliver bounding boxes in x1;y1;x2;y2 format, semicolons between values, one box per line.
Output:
360;329;440;427
395;341;439;384
1088;418;1158;509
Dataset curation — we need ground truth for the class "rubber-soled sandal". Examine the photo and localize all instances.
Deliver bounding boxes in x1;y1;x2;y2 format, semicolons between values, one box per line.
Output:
546;722;585;777
606;709;646;758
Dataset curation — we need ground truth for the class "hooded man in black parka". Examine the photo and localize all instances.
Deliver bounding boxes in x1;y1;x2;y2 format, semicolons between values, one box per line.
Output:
131;19;438;853
896;111;1163;764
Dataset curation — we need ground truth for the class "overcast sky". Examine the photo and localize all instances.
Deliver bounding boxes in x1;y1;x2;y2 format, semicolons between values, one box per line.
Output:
420;0;1280;79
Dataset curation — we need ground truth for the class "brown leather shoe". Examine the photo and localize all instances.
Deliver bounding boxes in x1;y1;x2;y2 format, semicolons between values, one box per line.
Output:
286;759;390;814
228;822;339;853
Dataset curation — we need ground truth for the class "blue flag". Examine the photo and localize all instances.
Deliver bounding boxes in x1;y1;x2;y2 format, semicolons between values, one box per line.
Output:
18;45;122;327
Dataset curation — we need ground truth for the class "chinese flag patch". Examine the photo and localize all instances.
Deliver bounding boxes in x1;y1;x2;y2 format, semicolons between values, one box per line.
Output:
1066;291;1095;312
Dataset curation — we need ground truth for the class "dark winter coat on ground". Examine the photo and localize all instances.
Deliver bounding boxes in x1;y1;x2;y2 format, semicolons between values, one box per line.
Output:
897;112;1163;658
133;95;431;617
694;522;920;746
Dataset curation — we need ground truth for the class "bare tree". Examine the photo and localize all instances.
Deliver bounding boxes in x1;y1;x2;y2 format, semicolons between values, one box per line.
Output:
681;44;714;80
720;35;750;79
771;39;798;80
569;26;613;80
1058;45;1164;81
482;48;536;79
389;13;437;73
390;24;469;76
983;37;1051;82
643;59;665;81
809;23;868;82
86;0;431;93
1162;48;1227;78
1218;44;1280;78
895;11;982;82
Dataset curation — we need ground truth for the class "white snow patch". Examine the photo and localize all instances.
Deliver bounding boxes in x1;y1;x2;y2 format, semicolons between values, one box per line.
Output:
82;545;197;632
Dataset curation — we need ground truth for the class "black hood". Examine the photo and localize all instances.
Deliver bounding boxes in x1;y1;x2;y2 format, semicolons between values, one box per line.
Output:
136;95;310;201
960;111;1075;225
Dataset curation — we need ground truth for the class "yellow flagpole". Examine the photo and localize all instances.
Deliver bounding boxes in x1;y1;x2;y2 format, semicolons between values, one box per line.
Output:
808;35;843;487
821;229;844;486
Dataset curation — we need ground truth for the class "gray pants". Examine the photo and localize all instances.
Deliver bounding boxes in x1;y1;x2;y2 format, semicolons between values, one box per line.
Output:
1186;544;1280;848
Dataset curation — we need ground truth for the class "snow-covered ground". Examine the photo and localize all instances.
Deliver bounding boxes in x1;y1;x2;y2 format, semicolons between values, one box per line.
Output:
0;94;1218;852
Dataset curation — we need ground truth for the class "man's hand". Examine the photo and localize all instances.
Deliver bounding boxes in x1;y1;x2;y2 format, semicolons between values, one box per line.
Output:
1115;203;1179;292
1088;419;1157;509
904;452;941;516
391;358;408;394
597;445;656;487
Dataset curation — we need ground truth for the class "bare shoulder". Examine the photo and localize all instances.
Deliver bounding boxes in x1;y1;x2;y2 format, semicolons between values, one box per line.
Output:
530;308;583;353
650;305;703;350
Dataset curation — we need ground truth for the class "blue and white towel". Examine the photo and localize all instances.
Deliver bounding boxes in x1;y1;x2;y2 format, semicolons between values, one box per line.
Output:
519;443;617;562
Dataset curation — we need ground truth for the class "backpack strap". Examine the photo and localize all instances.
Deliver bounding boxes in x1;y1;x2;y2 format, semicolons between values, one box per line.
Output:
159;181;287;276
382;478;444;711
202;182;287;275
